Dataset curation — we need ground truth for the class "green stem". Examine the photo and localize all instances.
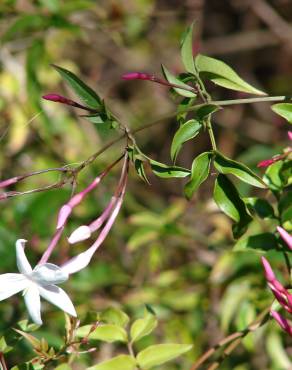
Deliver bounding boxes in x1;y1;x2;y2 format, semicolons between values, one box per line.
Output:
211;95;289;106
206;117;217;151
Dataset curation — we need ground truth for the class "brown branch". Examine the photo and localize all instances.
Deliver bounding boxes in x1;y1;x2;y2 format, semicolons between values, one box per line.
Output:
190;306;271;370
249;0;292;52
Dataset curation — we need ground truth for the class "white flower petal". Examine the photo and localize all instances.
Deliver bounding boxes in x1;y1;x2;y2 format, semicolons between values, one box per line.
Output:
23;283;42;325
0;273;29;300
61;245;96;275
38;285;77;317
32;263;68;285
16;239;33;274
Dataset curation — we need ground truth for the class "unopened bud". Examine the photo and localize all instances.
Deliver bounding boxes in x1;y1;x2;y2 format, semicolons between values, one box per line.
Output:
68;225;91;244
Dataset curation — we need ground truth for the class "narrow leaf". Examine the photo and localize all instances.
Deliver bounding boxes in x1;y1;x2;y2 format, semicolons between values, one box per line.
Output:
150;159;190;178
137;344;192;369
130;313;157;343
184;152;212;199
171;119;202;161
214;152;266;188
181;23;196;74
161;65;196;98
213;174;251;236
195;54;266;95
52;64;101;109
87;355;136;370
271;103;292;124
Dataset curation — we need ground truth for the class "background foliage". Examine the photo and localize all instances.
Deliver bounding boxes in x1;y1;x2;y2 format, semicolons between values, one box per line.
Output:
0;1;292;369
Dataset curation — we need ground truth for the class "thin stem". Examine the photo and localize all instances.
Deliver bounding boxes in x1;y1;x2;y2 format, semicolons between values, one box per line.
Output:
190;306;270;370
211;95;289;106
206;116;217;151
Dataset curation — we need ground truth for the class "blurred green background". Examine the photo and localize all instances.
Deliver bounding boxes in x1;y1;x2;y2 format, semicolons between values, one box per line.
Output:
0;0;292;369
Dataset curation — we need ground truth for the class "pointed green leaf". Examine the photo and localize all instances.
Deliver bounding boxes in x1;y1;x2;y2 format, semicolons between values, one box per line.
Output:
233;232;278;252
181;23;196;74
195;54;266;95
263;161;283;192
184;151;212;199
271;103;292;124
137;344;192;369
171;119;202;161
76;324;127;343
161;65;196;98
87;355;136;370
130;312;157;343
214;152;266;188
150;159;190;178
99;307;130;328
214;175;252;238
52;64;101;109
244;197;275;219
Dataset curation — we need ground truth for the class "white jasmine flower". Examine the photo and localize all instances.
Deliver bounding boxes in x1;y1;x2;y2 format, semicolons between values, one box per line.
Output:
0;239;76;325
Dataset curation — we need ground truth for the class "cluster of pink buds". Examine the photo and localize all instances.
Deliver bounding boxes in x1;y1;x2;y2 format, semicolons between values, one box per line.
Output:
257;131;292;168
262;226;292;335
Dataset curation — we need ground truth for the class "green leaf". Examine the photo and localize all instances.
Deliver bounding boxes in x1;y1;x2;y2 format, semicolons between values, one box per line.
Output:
150;159;190;178
244;197;275;219
135;159;150;183
0;337;12;354
271;103;292;124
130;312;158;343
1;14;48;42
233;233;278;252
263;161;283;192
195;54;265;95
136;344;192;369
214;175;250;224
214;175;252;238
214;152;266;188
181;22;196;74
220;282;250;331
161;65;197;98
76;324;127;343
87;355;137;370
52;64;101;109
184;152;212;199
194;104;220;120
171;119;202;162
267;331;292;369
99;307;130;328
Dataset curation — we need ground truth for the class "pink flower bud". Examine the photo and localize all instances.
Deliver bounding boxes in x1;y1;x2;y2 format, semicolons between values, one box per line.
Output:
68;225;91;244
122;72;154;81
42;94;76;106
261;256;276;282
288;131;292;141
257;158;277;168
0;177;18;188
277;226;292;250
56;205;72;229
271;311;292;335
